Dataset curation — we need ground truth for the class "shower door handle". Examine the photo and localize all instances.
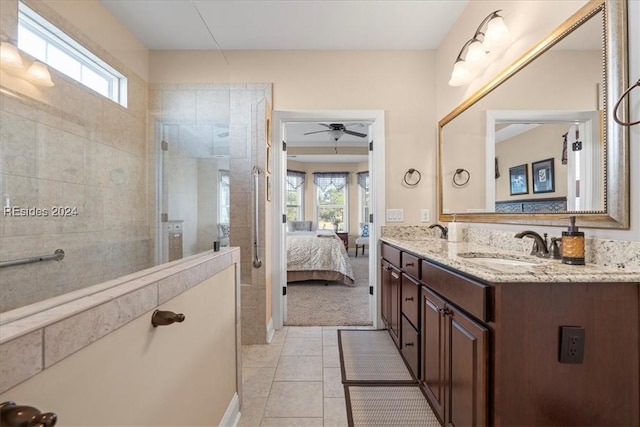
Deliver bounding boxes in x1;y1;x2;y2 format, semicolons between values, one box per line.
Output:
252;166;263;268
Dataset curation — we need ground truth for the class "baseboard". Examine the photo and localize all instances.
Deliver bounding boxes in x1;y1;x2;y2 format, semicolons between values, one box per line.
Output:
266;317;275;343
219;392;240;426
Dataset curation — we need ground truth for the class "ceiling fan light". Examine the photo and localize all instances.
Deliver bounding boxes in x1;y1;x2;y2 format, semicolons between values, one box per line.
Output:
328;129;343;141
483;15;509;51
449;60;472;86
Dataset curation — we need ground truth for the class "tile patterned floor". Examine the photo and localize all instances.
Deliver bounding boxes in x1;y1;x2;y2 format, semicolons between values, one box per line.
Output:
239;326;374;427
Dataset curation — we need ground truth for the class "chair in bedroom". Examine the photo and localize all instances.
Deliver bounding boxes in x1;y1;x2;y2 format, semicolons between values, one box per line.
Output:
218;223;230;247
288;220;313;232
355;222;370;257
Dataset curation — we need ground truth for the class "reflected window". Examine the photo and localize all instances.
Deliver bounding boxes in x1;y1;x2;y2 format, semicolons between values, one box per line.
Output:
18;1;127;106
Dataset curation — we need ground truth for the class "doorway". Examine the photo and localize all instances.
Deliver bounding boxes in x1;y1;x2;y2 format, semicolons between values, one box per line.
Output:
270;110;385;332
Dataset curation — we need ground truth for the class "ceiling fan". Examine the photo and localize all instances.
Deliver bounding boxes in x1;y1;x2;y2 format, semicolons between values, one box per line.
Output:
303;123;367;141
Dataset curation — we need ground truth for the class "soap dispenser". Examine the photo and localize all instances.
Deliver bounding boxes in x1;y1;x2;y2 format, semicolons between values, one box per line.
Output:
448;215;464;242
561;216;585;265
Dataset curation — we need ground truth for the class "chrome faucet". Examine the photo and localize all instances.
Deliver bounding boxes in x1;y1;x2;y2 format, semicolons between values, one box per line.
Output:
515;230;550;258
429;224;448;239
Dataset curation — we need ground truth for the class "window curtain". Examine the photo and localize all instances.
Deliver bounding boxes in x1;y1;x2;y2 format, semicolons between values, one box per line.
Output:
287;169;306;189
313;172;349;190
357;171;369;189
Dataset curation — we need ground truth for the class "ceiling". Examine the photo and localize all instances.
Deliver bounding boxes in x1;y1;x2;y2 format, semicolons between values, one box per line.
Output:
99;0;469;163
99;0;469;51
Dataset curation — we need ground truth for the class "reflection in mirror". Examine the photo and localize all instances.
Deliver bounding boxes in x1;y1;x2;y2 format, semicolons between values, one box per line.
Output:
438;0;629;228
488;110;603;213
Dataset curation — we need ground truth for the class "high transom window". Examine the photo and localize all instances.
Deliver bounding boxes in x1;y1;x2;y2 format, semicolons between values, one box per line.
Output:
17;1;127;106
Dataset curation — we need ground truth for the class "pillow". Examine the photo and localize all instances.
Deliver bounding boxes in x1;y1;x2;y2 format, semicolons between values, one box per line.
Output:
288;220;313;232
360;223;370;238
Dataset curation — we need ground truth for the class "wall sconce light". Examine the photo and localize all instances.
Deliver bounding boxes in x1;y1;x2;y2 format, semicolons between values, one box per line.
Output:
449;10;509;87
0;35;54;87
26;61;54;87
0;40;24;70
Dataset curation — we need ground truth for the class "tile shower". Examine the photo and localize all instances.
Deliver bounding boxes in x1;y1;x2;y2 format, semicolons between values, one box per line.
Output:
0;1;273;350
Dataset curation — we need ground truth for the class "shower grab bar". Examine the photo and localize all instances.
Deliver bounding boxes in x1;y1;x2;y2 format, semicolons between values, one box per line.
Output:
252;166;263;268
0;249;65;269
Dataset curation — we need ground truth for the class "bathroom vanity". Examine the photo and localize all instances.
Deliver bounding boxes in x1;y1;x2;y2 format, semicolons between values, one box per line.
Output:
380;238;640;426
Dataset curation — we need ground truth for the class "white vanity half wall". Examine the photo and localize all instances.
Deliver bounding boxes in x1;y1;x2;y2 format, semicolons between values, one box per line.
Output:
0;248;241;426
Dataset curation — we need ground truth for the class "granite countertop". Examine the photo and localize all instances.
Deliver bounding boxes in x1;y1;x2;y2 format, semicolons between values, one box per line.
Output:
381;237;640;283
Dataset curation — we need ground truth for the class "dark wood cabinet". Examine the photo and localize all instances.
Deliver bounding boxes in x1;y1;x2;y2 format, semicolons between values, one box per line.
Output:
382;241;639;426
421;286;488;427
380;257;401;346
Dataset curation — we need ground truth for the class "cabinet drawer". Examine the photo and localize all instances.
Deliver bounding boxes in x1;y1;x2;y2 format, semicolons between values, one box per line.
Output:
421;260;492;322
381;243;401;267
401;252;420;278
401;273;420;329
401;315;420;378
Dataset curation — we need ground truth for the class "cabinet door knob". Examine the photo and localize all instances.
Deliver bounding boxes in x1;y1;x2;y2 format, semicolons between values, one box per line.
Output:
404;297;414;302
404;342;414;347
405;262;415;267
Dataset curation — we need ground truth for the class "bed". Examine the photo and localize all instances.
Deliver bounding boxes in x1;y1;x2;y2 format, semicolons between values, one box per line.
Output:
287;230;355;285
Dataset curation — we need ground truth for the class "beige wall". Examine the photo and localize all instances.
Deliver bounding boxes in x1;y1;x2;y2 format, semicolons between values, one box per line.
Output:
0;267;238;426
495;123;569;201
151;50;437;225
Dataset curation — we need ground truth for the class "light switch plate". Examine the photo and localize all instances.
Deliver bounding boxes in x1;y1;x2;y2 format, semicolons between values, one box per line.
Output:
421;209;430;222
386;209;404;222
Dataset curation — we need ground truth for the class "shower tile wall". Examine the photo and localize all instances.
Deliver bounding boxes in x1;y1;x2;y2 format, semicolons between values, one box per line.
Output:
148;83;272;345
230;84;272;345
0;1;151;312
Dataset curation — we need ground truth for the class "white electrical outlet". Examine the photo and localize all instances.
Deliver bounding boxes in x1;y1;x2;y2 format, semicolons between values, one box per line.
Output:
386;209;404;222
421;209;430;222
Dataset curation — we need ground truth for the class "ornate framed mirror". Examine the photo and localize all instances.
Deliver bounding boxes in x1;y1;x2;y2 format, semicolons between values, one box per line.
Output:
437;0;629;228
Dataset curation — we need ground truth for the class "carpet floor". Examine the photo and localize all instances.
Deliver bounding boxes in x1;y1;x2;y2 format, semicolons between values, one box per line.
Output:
285;254;371;326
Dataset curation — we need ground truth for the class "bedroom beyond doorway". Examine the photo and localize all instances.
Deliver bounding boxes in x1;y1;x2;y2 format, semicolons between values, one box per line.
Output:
285;253;372;326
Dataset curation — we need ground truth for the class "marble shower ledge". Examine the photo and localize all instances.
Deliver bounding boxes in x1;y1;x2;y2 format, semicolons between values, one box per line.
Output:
381;237;640;284
0;248;240;394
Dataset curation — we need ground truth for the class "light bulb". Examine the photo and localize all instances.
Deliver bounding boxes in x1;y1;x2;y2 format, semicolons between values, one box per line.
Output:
483;15;509;51
0;41;24;70
465;39;487;66
449;60;472;87
26;61;54;87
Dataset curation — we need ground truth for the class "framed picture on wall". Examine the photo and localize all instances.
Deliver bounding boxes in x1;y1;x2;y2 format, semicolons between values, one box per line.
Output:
509;164;529;196
532;158;555;194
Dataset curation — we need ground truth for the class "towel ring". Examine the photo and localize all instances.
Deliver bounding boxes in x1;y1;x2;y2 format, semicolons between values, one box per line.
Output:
452;168;470;187
403;168;421;187
613;78;640;127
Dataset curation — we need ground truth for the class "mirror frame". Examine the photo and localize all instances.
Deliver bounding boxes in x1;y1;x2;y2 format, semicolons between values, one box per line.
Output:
437;0;629;229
